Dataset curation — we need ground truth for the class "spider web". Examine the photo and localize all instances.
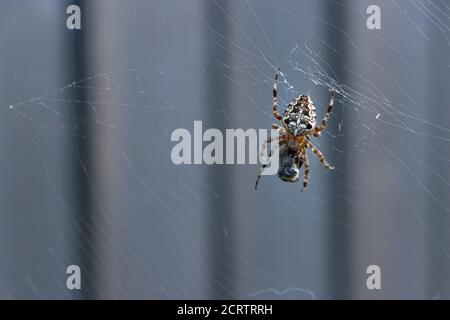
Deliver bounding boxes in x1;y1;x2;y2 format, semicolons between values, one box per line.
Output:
3;0;450;299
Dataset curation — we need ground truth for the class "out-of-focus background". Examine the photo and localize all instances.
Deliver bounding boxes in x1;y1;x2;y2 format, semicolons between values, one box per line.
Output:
0;0;449;299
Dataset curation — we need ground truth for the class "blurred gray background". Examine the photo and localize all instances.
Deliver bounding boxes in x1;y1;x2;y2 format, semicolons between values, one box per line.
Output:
0;0;449;299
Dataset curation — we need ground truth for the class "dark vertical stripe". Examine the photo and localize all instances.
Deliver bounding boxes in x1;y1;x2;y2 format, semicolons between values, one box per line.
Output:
324;0;352;299
425;1;450;299
203;2;235;299
67;0;95;299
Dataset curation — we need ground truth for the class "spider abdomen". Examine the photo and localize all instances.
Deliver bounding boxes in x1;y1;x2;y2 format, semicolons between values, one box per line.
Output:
282;95;317;136
277;145;302;183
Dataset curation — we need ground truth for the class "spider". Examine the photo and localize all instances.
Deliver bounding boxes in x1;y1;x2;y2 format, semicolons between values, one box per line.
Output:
255;68;336;191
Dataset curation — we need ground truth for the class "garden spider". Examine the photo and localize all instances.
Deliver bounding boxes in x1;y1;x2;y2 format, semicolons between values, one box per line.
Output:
255;68;336;191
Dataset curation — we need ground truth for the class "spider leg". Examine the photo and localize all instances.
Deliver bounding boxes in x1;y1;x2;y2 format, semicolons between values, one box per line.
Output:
272;68;283;121
301;149;310;192
313;89;335;137
255;136;283;190
258;135;282;160
272;123;282;130
305;140;334;170
259;127;286;162
255;164;268;190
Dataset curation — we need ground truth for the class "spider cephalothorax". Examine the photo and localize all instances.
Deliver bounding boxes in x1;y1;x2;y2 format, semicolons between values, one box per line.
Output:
255;68;336;191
